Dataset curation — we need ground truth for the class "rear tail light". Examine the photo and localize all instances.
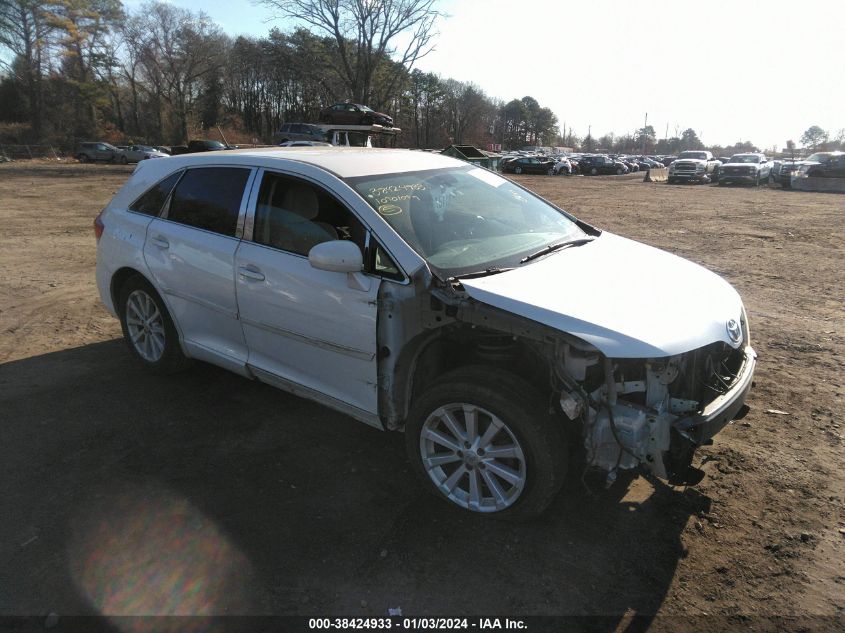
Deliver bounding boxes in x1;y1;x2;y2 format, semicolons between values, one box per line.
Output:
94;210;105;242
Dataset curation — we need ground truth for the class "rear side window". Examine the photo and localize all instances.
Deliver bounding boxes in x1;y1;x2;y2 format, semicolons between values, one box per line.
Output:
129;171;182;216
166;167;250;237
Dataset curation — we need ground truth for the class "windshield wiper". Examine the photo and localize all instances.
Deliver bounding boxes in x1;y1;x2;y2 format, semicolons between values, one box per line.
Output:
449;267;514;282
519;237;595;264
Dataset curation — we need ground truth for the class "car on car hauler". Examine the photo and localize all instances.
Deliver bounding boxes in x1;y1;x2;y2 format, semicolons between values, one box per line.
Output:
95;148;756;519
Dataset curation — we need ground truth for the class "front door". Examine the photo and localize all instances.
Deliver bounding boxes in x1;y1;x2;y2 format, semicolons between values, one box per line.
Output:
234;170;381;421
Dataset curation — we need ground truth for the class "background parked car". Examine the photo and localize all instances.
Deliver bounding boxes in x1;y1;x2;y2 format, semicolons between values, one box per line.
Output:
667;151;721;184
718;153;772;186
75;142;127;164
579;155;627;175
553;157;573;174
278;141;333;147
121;145;169;163
275;123;329;144
319;103;394;127
502;156;557;174
795;151;845;179
171;140;233;155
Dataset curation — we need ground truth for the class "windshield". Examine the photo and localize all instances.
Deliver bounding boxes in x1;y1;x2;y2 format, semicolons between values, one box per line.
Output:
679;152;707;160
805;153;831;163
729;155;760;163
348;166;586;278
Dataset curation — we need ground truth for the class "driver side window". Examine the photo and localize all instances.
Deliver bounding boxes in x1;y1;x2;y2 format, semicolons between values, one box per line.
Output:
252;172;366;258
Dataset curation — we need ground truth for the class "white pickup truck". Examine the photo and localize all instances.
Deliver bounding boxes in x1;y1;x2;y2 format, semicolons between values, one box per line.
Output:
667;151;722;184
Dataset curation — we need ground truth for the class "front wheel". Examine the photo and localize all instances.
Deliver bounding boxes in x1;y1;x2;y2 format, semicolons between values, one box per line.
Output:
616;167;623;175
405;367;566;520
118;275;191;374
119;155;128;164
514;166;522;174
590;167;598;176
547;167;554;176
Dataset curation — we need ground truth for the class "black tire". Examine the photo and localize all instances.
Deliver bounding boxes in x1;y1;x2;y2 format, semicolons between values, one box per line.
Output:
668;177;676;184
78;154;89;163
589;167;598;176
616;167;623;175
547;167;554;176
405;366;567;521
119;155;128;164
514;166;522;174
117;275;191;374
754;174;760;187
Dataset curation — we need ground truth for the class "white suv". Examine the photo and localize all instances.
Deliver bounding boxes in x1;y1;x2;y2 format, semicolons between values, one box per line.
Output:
95;148;756;519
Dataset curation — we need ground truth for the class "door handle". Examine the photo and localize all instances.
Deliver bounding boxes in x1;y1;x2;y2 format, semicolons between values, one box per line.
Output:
150;236;169;249
238;266;265;282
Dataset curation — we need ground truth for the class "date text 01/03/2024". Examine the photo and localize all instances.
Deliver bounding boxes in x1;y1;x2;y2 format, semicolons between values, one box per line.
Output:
307;618;527;630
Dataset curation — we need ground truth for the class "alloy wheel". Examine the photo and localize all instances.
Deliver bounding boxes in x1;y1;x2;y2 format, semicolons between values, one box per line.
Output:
124;289;166;362
419;403;527;512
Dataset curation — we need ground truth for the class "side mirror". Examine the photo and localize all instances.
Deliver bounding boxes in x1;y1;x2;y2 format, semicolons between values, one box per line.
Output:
308;240;363;273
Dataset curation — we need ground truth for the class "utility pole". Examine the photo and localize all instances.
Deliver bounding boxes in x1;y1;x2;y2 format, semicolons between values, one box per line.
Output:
641;112;648;155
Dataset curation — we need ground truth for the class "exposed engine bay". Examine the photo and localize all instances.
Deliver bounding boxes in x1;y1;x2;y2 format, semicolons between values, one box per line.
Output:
554;335;750;485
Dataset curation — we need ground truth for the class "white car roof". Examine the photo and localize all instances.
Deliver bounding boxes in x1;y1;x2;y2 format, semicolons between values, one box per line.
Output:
141;147;465;179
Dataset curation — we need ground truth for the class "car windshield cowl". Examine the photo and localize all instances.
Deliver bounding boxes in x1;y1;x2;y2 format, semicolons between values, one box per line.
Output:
448;267;515;283
519;237;596;264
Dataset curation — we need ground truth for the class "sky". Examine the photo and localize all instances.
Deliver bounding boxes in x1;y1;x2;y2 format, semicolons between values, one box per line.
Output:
121;1;845;150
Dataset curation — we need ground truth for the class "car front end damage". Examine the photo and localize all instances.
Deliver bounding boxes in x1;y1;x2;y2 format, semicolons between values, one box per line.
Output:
556;327;755;485
377;270;755;490
376;227;756;490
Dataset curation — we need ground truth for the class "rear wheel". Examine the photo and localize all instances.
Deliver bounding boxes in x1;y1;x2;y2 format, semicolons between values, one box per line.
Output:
78;154;89;163
514;166;522;174
589;167;598;176
119;155;128;164
405;367;567;520
118;275;190;374
547;167;554;176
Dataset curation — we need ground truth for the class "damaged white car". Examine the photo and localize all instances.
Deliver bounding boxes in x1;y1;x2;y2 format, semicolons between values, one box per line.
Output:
95;148;756;519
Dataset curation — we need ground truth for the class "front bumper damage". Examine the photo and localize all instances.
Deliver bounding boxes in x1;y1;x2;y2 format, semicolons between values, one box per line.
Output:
676;345;756;444
564;342;756;486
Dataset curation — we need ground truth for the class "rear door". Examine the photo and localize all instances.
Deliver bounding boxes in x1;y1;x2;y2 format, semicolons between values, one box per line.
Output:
143;166;256;369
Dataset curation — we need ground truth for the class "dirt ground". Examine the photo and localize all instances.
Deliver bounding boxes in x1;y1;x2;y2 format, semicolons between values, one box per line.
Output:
1;163;843;630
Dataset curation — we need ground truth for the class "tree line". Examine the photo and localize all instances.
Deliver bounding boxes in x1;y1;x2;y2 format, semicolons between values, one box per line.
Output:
1;1;841;154
0;0;562;150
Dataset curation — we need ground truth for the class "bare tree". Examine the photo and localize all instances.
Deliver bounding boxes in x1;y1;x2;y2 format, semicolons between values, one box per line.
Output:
134;2;227;142
260;0;443;107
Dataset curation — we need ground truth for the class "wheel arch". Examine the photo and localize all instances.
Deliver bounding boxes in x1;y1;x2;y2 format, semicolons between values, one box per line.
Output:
110;266;153;314
110;266;188;354
383;318;557;432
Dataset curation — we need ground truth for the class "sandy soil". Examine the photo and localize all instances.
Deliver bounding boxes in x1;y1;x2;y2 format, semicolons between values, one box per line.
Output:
0;163;843;630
